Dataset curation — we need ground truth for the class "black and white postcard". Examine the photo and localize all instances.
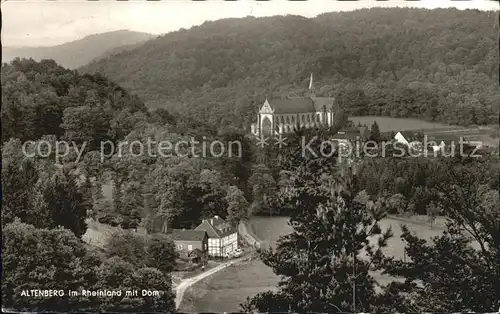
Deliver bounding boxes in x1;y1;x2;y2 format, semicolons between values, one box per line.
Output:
2;0;499;312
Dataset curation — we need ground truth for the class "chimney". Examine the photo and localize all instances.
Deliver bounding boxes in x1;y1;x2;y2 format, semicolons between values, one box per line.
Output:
210;219;213;225
214;215;219;219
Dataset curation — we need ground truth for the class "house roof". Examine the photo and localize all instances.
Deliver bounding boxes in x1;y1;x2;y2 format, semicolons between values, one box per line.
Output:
332;130;361;140
427;134;464;145
169;229;207;242
188;248;204;258
267;97;334;114
194;216;236;238
397;131;418;139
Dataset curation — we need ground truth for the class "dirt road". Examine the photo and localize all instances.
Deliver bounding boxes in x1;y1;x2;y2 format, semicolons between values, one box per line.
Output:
174;256;249;309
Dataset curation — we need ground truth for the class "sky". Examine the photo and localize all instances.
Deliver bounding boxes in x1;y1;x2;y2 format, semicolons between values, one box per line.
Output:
2;0;499;47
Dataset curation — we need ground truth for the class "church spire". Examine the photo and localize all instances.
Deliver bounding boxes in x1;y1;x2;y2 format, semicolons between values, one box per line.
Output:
308;73;315;98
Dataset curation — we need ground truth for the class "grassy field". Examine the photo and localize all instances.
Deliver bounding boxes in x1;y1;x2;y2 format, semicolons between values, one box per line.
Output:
252;215;451;259
350;116;460;132
179;257;280;313
349;116;497;147
181;215;452;312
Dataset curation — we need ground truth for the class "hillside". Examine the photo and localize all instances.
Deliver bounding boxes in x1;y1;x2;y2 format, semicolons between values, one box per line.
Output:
1;57;218;147
81;8;500;130
1;58;150;144
3;30;155;69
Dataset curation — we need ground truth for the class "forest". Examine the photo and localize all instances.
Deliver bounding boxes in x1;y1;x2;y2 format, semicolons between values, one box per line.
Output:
1;59;186;311
82;8;499;129
1;58;258;231
241;130;500;313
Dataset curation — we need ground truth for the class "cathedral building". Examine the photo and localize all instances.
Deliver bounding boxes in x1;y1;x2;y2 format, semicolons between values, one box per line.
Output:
251;74;337;136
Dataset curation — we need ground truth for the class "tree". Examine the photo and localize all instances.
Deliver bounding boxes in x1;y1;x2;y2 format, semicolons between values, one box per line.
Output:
2;220;176;313
248;164;276;215
2;139;89;238
199;169;228;219
242;134;392;313
130;267;176;313
140;214;156;235
147;157;212;228
120;181;144;229
2;59;149;144
2;220;101;311
387;193;407;215
151;107;177;125
81;175;93;215
225;185;249;226
145;234;178;274
36;169;89;238
93;257;137;312
369;121;382;143
426;201;440;229
93;257;176;312
216;129;253;191
2;140;40;225
336;87;368;116
394;176;409;196
93;254;176;313
104;231;147;267
354;189;370;206
331;109;349;130
112;178;123;215
411;186;434;215
382;162;500;312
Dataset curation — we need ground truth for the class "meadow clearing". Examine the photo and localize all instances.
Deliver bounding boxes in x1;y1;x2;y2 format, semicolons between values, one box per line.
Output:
349;116;461;132
350;116;497;147
180;215;451;313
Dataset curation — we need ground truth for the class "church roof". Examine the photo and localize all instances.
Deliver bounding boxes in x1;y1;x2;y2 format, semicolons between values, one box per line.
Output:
267;97;335;114
268;98;315;114
312;97;335;111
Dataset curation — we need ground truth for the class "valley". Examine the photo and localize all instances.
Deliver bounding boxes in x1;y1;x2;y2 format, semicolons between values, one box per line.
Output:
180;214;458;312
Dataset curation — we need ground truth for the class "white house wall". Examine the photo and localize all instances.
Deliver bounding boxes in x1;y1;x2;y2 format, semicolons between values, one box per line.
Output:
207;233;238;257
208;238;221;256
